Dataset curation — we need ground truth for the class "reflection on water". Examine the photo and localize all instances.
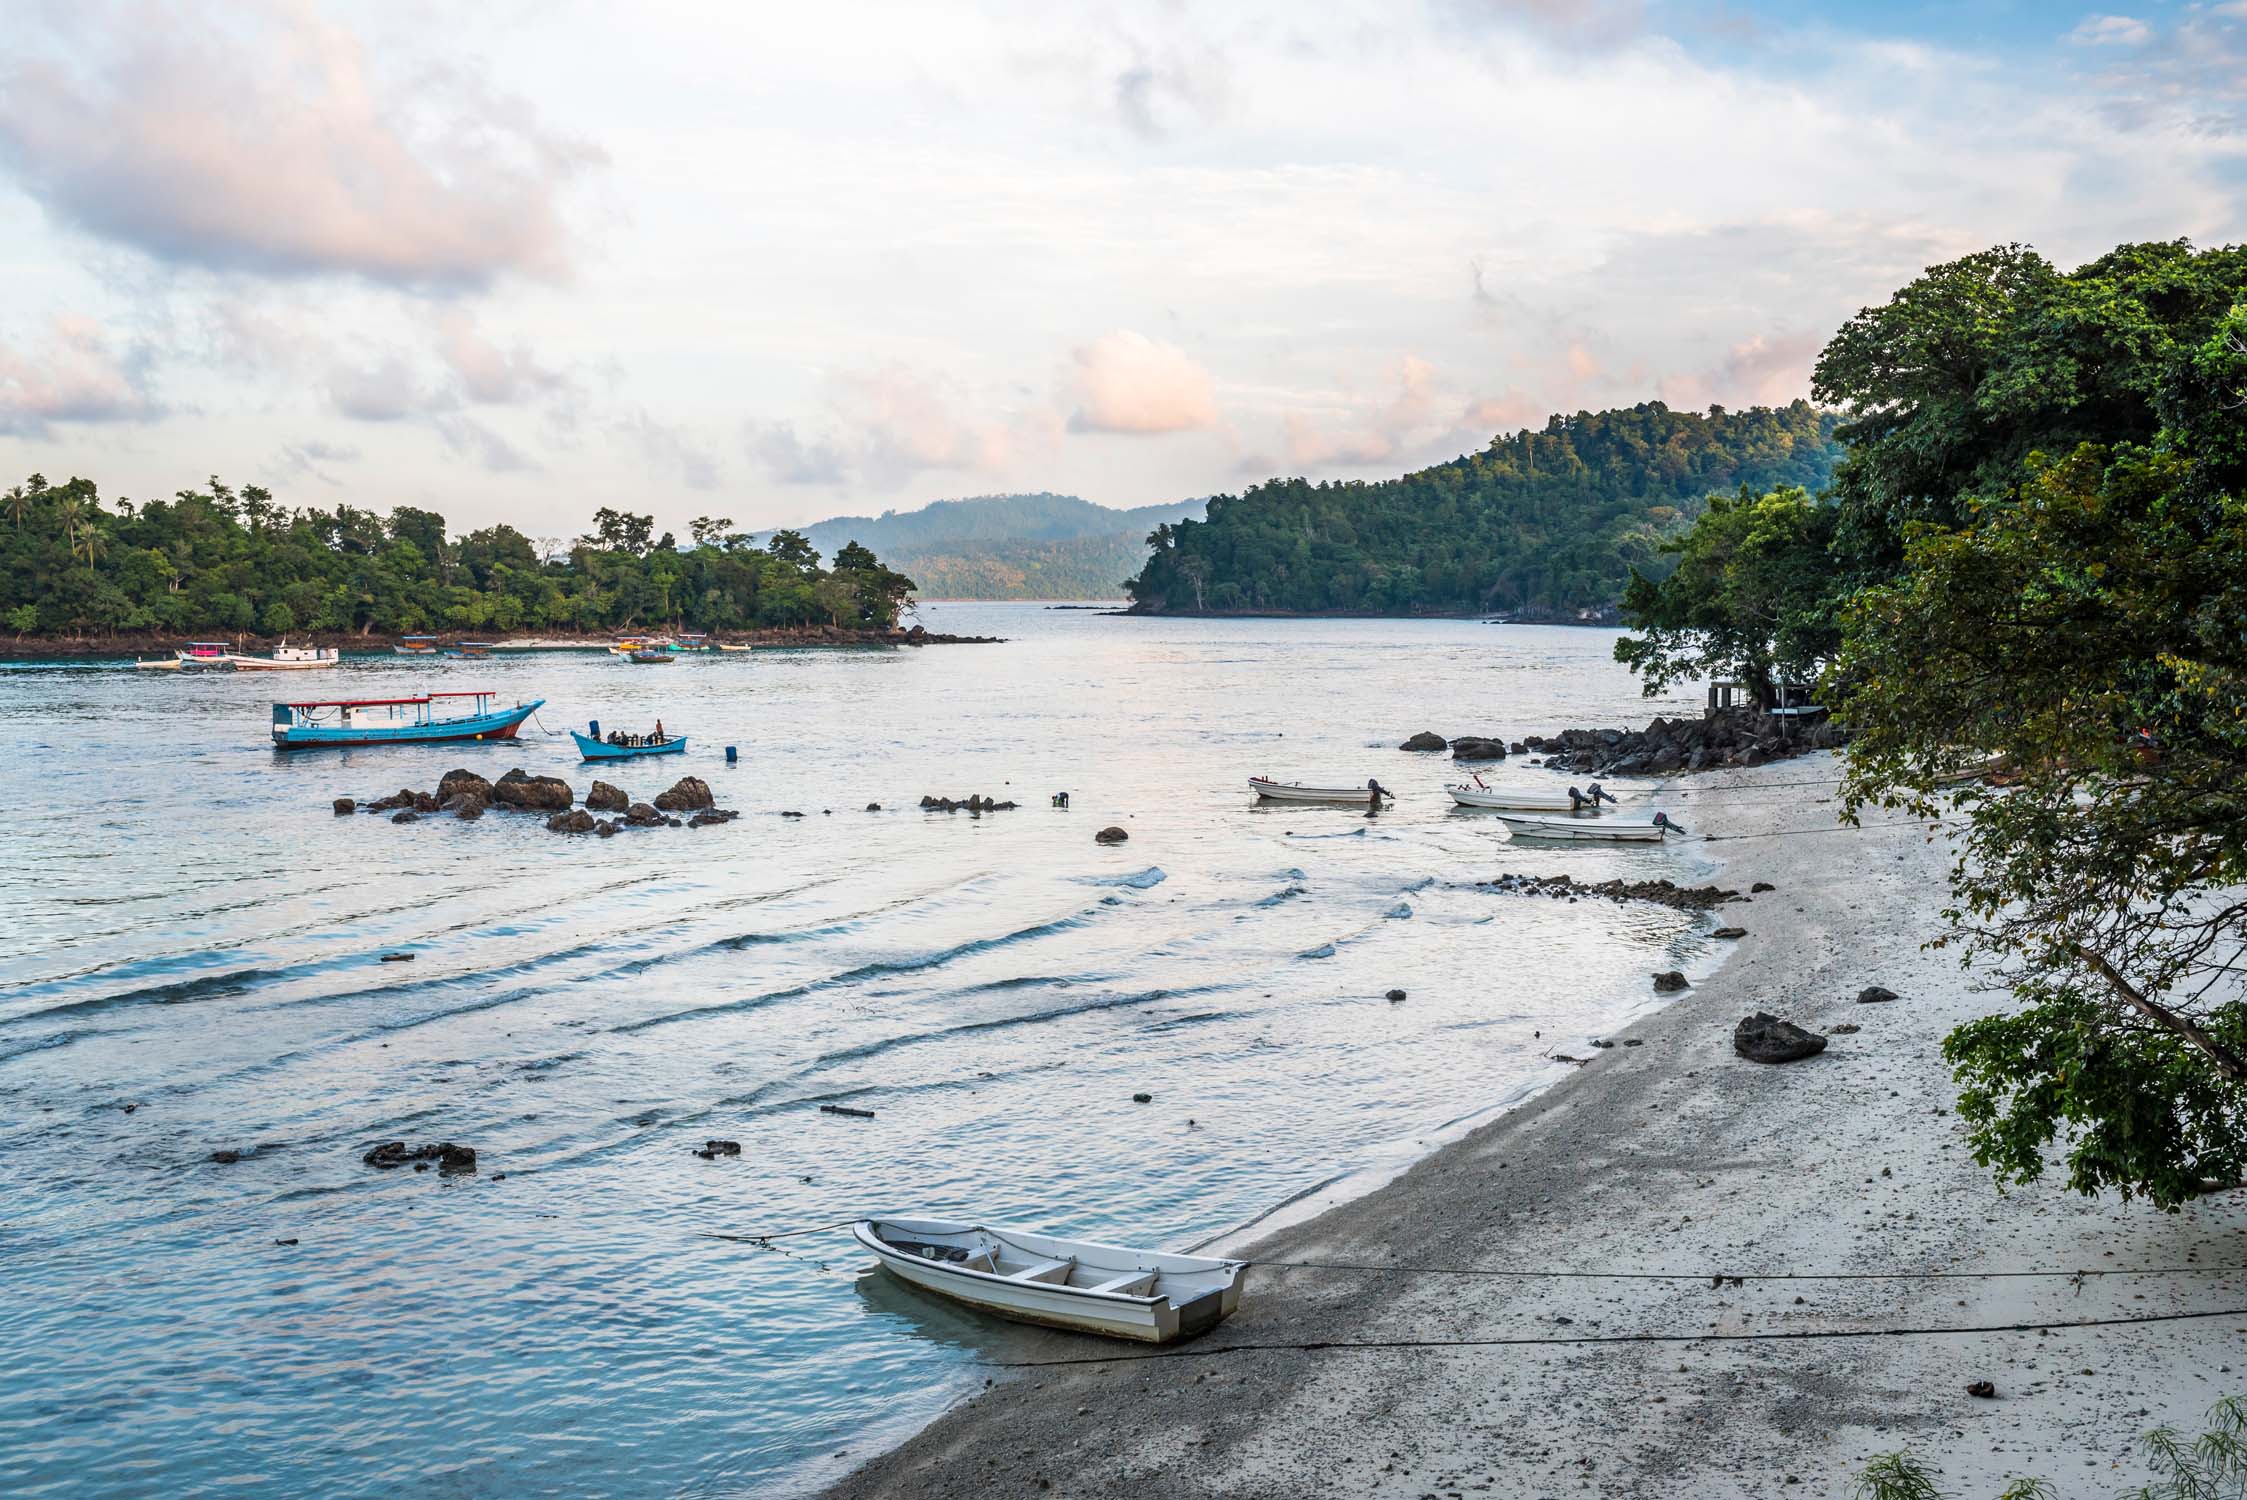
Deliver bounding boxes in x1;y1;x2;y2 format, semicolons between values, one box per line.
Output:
0;605;1714;1498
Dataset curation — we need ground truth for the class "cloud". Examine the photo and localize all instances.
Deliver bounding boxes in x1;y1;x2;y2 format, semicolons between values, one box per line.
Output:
2066;14;2152;46
622;410;719;491
267;438;361;487
434;312;568;405
326;355;435;423
435;413;534;474
0;315;162;437
1281;356;1446;467
745;421;849;486
1437;0;1647;52
0;0;602;288
1069;331;1219;434
1657;330;1824;410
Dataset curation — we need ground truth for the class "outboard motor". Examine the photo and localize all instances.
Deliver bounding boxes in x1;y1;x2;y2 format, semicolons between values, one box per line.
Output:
1568;786;1588;809
1652;811;1685;837
1586;781;1617;806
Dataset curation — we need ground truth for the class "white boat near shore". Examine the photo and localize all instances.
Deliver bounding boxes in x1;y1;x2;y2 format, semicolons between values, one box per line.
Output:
853;1216;1247;1344
229;642;339;671
1249;777;1390;804
1449;784;1585;812
1497;811;1681;842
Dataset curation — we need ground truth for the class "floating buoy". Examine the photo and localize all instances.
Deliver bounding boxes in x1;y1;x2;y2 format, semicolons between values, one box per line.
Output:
725;746;738;764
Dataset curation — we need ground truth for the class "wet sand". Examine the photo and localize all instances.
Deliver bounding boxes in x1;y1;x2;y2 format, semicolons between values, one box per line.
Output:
821;753;2247;1498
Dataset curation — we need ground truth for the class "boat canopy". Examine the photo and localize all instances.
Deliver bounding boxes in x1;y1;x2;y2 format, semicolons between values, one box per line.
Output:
279;691;495;710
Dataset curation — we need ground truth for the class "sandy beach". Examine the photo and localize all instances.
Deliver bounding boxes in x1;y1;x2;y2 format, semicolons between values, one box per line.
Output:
823;752;2247;1499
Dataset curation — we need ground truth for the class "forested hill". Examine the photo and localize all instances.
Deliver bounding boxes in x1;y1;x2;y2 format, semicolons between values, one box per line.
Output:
1124;402;1841;617
763;493;1205;600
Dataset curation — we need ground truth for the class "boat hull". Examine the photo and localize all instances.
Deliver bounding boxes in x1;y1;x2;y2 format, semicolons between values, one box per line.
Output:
1449;786;1582;812
853;1217;1245;1344
1496;813;1668;842
1249;778;1386;804
571;731;687;760
272;699;541;749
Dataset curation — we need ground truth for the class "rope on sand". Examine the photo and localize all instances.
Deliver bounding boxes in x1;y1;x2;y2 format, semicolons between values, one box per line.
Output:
1250;1260;2247;1284
992;1304;2247;1368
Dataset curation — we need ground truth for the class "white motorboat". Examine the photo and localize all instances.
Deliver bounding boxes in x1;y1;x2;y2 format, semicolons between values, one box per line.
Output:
230;641;339;671
1496;811;1682;843
1248;777;1391;805
134;657;183;671
853;1216;1247;1344
1449;784;1586;812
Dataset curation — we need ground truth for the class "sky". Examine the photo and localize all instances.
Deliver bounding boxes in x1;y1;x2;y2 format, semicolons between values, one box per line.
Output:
1;0;2243;541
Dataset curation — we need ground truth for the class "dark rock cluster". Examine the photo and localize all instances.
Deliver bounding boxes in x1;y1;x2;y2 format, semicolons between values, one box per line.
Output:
920;794;1019;812
363;1140;478;1173
1732;1013;1828;1064
1483;872;1743;911
1396;731;1511;759
339;770;732;835
1521;713;1846;776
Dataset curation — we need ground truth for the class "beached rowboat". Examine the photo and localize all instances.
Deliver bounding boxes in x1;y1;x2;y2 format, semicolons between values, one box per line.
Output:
1496;812;1681;843
1248;777;1391;805
270;692;542;749
853;1216;1247;1344
1449;784;1588;812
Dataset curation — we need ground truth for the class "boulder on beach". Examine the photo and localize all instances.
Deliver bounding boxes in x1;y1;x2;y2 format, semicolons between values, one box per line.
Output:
493;769;572;811
1858;985;1899;1004
545;809;597;834
332;798;355;815
1095;826;1129;844
1399;730;1448;752
437;769;493;803
1652;970;1689;993
624;803;664;827
586;781;628;813
652;776;716;812
1711;926;1747;939
1449;736;1508;760
1732;1012;1828;1064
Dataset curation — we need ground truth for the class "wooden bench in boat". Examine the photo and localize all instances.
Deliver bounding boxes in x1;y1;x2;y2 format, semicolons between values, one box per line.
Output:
1007;1256;1076;1285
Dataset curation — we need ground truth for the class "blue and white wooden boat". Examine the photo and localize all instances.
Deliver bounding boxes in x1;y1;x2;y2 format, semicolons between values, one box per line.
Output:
571;729;688;761
270;692;542;749
393;636;441;657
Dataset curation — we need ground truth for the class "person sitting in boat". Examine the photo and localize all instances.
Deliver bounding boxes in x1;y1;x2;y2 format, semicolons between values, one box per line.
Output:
652;719;665;745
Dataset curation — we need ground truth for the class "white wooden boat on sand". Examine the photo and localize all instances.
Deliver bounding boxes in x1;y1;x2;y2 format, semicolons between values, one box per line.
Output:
1449;784;1585;812
854;1216;1247;1343
1249;777;1390;805
1497;811;1683;843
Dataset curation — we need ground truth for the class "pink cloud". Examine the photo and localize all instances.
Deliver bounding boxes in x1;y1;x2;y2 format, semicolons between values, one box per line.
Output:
1069;331;1219;435
0;315;161;436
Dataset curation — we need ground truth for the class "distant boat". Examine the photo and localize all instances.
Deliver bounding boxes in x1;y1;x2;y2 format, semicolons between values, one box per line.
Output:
393;636;441;657
627;649;676;664
443;642;494;659
572;728;687;760
1496;811;1682;843
852;1216;1246;1344
1248;776;1391;805
177;642;234;669
270;692;542;749
715;642;755;654
134;657;183;671
230;641;340;671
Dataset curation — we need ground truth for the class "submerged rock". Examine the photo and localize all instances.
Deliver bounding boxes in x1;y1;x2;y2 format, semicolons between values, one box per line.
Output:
444;792;486;821
390;810;420;824
332;797;355;816
1732;1012;1828;1064
1652;970;1689;993
1485;872;1741;912
694;1139;741;1160
1094;826;1129;844
586;780;628;813
545;809;597;834
1399;730;1447;752
363;1141;477;1173
624;802;664;827
1449;736;1508;760
687;809;740;828
652;776;715;812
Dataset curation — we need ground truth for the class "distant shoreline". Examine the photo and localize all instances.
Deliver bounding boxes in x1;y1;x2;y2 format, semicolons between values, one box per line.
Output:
0;625;1003;661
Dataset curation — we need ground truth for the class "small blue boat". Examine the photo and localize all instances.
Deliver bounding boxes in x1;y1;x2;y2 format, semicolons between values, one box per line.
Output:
271;692;543;749
572;728;688;761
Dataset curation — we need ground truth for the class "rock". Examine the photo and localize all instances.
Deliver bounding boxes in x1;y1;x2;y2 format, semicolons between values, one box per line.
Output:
1094;826;1129;844
444;792;486;821
624;802;664;827
545;809;597;834
1449;736;1508;760
274;1237;298;1246
1711;926;1747;939
1857;985;1899;1004
437;769;493;802
1827;1022;1861;1035
920;794;1018;812
1385;988;1407;1002
1966;1380;1996;1399
688;809;740;827
209;1148;245;1164
362;1141;477;1172
1590;1039;1616;1049
1399;730;1448;752
390;810;419;824
380;953;414;963
1652;971;1689;992
1733;1012;1829;1064
595;820;618;837
411;791;442;813
652;776;716;812
493;769;573;811
865;802;881;812
332;798;355;815
1132;1092;1153;1103
1485;873;1740;912
694;1139;742;1160
1751;881;1776;893
586;781;628;813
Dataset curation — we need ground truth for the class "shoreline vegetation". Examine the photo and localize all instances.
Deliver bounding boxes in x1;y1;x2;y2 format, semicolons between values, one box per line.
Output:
0;624;1003;660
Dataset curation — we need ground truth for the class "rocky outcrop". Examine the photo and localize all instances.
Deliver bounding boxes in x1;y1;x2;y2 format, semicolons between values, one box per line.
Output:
1521;712;1846;777
1399;730;1448;752
1732;1012;1828;1064
624;802;664;826
1652;970;1689;992
687;809;740;827
652;776;715;812
1448;736;1508;760
1483;872;1742;912
444;792;486;821
1858;985;1899;1004
919;794;1018;812
1095;826;1129;844
493;769;573;811
437;769;493;803
332;798;355;815
545;809;597;834
363;1140;477;1173
586;781;628;813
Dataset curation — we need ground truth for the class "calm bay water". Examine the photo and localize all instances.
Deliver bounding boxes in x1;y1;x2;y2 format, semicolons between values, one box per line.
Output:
0;605;1718;1499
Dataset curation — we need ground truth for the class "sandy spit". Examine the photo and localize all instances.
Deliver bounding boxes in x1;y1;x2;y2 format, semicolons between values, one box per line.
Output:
819;753;2246;1499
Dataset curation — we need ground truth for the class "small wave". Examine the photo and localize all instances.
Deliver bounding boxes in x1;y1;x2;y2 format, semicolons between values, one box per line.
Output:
1076;866;1166;890
1298;942;1337;959
1287;828;1366;840
1255;884;1308;908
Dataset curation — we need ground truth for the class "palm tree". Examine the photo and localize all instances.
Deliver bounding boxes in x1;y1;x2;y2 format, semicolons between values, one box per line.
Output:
72;524;108;571
3;486;28;532
53;494;84;556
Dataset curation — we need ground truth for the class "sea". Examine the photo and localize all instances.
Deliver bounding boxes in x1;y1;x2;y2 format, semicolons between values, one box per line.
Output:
0;603;1722;1499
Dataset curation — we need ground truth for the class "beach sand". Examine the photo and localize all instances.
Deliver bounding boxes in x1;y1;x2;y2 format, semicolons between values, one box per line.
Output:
821;753;2247;1498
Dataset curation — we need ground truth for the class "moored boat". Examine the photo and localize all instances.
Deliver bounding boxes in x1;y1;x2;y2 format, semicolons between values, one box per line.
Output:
443;641;494;659
270;691;543;749
715;642;755;654
393;635;441;657
1449;784;1583;812
1248;776;1391;804
177;641;234;669
571;727;687;760
231;641;340;671
135;657;183;671
627;649;676;664
853;1216;1247;1344
1496;811;1683;843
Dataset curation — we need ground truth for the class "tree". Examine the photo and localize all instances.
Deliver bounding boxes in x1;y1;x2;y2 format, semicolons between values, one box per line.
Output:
689;515;735;545
585;507;655;555
765;528;818;568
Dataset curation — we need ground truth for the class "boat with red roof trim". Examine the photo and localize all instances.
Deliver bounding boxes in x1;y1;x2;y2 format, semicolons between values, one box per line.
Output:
270;691;543;749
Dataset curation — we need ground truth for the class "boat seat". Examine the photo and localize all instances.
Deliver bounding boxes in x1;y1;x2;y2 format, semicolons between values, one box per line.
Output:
1087;1269;1158;1297
1007;1257;1076;1285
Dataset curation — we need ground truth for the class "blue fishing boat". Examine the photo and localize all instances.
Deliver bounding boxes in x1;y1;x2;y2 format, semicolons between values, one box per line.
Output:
572;726;688;760
270;692;543;749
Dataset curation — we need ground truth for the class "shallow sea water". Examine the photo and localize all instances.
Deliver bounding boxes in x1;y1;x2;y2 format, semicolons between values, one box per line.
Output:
0;604;1718;1498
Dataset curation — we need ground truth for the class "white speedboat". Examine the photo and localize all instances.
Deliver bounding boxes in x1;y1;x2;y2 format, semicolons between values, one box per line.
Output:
1497;811;1682;843
1449;784;1584;812
1249;777;1391;805
853;1216;1247;1344
230;641;339;671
